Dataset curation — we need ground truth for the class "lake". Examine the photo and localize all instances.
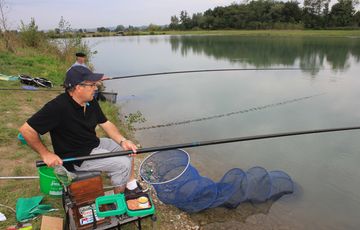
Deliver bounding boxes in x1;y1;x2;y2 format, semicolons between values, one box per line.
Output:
86;35;360;229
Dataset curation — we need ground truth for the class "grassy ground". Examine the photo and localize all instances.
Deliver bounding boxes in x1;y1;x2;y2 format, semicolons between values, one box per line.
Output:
0;87;62;229
0;50;68;86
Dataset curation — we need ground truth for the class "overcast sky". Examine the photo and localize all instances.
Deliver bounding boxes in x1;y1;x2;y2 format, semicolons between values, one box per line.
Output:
6;0;238;30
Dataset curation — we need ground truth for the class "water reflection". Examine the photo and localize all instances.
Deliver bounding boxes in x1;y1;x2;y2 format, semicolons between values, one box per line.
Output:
169;36;360;74
90;35;360;229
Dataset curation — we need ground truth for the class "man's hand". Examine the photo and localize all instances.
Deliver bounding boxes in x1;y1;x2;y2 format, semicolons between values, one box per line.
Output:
120;140;138;156
101;75;110;80
42;151;63;167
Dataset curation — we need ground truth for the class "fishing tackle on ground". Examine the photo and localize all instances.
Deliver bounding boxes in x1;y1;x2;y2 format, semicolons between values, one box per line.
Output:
19;74;53;88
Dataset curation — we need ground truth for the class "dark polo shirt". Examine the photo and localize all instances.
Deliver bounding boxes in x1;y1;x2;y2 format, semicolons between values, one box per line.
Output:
27;92;107;161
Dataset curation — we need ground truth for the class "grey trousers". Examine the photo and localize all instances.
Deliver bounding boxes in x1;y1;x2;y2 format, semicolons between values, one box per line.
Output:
74;138;131;186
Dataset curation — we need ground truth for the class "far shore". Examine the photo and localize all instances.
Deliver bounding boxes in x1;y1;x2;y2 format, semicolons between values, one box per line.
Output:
49;29;360;38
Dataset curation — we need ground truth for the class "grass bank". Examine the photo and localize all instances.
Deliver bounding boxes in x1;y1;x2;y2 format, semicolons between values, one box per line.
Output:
0;50;67;86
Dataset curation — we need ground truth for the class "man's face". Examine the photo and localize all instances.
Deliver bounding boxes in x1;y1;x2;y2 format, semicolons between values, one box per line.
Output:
77;56;86;64
76;81;99;102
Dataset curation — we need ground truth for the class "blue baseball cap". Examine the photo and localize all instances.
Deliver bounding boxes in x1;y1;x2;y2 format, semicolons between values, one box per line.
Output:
64;66;103;88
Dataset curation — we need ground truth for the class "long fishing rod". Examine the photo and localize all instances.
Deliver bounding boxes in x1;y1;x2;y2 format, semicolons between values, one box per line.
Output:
0;68;307;92
0;88;62;92
106;67;307;80
36;126;360;167
1;68;307;92
0;176;39;179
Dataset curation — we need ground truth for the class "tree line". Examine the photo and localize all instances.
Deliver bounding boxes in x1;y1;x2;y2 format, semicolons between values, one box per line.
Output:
169;0;360;30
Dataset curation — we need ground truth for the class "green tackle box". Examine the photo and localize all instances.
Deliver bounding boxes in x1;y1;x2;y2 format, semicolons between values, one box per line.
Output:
95;193;126;217
95;193;155;218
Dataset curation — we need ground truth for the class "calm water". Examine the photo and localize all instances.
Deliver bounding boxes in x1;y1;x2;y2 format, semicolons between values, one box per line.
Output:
86;35;360;229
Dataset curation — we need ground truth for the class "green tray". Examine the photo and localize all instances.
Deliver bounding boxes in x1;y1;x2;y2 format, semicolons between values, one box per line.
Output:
95;193;155;218
95;193;126;218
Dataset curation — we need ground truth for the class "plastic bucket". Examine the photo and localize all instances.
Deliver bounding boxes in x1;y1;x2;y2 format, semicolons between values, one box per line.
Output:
38;166;63;197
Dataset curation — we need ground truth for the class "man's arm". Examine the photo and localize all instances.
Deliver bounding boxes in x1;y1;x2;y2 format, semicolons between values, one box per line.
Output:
99;121;137;153
19;122;63;167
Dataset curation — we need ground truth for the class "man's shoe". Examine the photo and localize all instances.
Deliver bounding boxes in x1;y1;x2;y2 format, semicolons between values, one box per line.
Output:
125;182;149;198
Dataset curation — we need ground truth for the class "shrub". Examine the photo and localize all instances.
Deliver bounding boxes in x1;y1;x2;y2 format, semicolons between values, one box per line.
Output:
19;18;45;48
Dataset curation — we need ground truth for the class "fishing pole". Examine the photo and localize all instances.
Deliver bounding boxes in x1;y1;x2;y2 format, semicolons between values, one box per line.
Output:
1;67;310;92
0;176;39;179
36;126;360;167
0;88;62;92
106;67;308;80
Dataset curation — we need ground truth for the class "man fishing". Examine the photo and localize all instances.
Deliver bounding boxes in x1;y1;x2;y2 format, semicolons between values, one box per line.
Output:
19;65;144;194
71;52;89;69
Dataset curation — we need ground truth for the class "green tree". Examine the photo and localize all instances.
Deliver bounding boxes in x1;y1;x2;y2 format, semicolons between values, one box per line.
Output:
46;29;56;38
323;1;331;27
167;0;359;30
303;0;331;28
0;0;14;52
169;15;180;30
203;9;216;29
329;0;356;26
148;23;161;31
248;0;272;23
304;0;330;15
354;11;360;26
282;1;302;23
232;4;251;29
57;16;72;34
114;25;125;32
97;27;110;32
55;16;89;61
180;10;192;29
126;25;139;32
211;7;228;28
269;3;285;22
191;13;204;29
19;17;44;47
